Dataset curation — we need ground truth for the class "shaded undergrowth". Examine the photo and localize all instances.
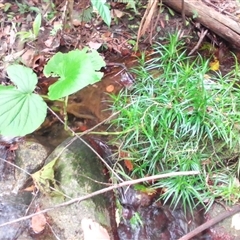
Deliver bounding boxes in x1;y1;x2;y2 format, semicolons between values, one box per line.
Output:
110;33;240;213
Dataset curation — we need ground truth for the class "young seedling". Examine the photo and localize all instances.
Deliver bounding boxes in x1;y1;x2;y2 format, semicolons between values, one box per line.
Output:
91;0;111;27
0;48;106;137
17;13;42;43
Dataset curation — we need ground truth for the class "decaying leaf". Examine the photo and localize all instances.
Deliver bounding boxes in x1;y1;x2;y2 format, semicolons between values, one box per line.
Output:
124;160;133;171
111;9;125;19
209;57;220;71
31;206;47;234
21;48;36;68
23;185;36;192
31;157;63;196
88;41;102;50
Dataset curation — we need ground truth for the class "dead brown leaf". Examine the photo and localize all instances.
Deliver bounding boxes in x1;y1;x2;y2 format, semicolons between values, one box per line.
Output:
88;41;102;50
21;49;36;68
124;160;133;171
111;9;125;19
23;185;36;192
31;206;47;234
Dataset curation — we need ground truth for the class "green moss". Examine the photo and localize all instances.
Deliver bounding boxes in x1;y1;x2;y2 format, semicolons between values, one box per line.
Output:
52;137;109;209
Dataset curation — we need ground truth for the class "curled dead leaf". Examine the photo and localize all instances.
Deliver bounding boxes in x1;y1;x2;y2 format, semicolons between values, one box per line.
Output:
111;9;125;19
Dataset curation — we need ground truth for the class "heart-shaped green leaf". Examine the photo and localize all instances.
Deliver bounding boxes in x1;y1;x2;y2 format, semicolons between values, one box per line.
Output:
43;49;106;100
7;64;38;93
0;86;47;137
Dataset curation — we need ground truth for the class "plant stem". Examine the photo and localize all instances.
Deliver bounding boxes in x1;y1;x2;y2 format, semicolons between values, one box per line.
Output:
40;95;64;102
80;128;134;136
63;96;68;131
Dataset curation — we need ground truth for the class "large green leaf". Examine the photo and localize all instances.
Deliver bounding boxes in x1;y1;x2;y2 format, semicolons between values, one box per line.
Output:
91;0;111;27
7;64;38;93
0;86;47;137
43;48;106;100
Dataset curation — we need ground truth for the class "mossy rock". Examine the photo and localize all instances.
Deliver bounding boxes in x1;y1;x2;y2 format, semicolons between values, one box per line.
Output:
37;137;112;240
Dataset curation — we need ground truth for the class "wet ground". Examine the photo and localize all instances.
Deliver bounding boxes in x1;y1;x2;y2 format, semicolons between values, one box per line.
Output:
1;0;240;239
1;42;240;239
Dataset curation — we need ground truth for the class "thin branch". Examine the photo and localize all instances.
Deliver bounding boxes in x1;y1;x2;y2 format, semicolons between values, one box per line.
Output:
179;204;240;240
188;29;208;56
0;171;199;228
0;157;31;176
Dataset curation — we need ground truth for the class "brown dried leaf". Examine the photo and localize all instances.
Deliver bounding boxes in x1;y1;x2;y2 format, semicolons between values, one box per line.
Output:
124;160;133;171
111;9;125;18
21;49;36;68
31;206;47;233
23;185;35;192
88;41;102;50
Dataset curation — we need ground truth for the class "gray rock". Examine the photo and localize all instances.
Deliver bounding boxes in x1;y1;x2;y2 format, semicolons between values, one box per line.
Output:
13;141;48;193
0;141;48;240
207;203;240;239
36;137;113;240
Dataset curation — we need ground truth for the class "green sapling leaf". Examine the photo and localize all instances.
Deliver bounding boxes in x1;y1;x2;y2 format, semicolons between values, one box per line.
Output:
91;0;111;27
0;86;47;137
7;64;38;93
0;65;47;137
44;48;106;100
33;13;42;37
87;49;106;70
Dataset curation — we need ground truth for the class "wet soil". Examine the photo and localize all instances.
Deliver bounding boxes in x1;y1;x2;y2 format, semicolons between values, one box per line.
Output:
1;1;240;239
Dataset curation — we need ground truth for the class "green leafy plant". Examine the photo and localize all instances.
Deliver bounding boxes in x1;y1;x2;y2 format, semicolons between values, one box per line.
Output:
16;2;40;14
44;48;105;100
129;212;143;229
118;0;138;13
2;2;12;12
17;13;42;42
0;49;105;137
0;65;47;136
91;0;111;27
50;23;62;36
43;0;57;21
110;34;240;213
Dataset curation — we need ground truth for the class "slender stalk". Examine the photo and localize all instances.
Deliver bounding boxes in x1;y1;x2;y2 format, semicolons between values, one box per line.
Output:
63;96;68;131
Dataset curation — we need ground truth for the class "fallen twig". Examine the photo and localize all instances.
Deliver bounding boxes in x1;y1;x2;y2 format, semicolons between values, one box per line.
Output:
188;29;208;56
179;204;240;240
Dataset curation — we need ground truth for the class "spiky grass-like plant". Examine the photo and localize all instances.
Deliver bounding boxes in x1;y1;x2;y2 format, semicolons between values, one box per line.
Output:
110;33;240;213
